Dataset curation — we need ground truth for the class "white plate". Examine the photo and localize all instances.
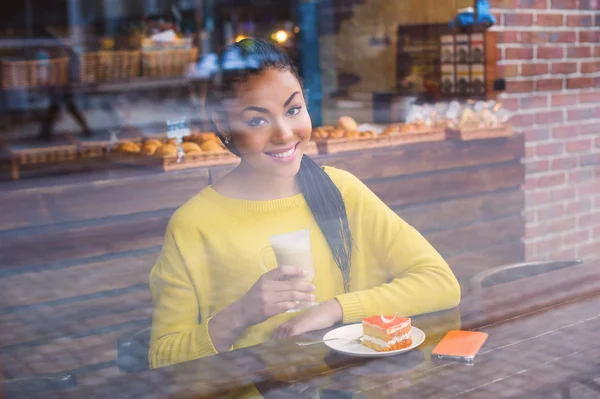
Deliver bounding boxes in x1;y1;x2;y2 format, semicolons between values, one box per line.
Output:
323;324;425;358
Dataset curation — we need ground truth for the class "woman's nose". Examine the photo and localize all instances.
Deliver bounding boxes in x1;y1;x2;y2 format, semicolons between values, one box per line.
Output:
271;121;295;143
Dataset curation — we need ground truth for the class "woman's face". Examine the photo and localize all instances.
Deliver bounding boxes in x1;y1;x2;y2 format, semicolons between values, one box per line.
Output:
216;68;312;179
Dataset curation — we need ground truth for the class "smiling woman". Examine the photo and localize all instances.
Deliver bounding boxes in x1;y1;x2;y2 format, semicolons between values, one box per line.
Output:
148;38;461;369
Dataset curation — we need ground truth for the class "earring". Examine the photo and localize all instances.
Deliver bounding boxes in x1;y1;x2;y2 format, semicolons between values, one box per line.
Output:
224;137;229;144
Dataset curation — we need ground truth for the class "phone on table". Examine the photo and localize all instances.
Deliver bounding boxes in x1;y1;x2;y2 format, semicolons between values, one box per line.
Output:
432;330;488;363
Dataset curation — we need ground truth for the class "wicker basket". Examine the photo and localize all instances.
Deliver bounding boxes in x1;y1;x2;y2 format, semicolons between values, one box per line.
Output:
80;51;141;83
142;48;198;78
1;58;69;89
446;125;513;141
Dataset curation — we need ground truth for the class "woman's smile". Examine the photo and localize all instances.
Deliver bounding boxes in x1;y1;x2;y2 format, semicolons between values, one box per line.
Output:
264;142;300;163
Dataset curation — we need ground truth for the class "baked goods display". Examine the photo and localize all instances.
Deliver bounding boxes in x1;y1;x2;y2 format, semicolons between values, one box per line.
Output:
111;130;238;171
443;100;513;140
362;315;413;352
311;115;446;154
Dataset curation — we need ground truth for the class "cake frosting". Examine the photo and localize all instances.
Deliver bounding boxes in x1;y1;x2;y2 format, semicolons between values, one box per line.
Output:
362;315;412;352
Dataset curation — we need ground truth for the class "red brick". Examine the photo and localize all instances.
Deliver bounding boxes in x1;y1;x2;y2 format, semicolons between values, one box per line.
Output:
550;0;578;8
578;211;600;228
537;203;567;220
507;80;535;93
525;127;551;141
536;78;563;91
536;142;564;156
580;31;600;43
554;247;578;259
520;95;548;108
551;156;579;171
537;14;564;26
594;226;600;239
595;136;600;148
525;144;537;158
526;159;550;173
512;113;536;127
498;31;521;44
520;0;549;7
567;77;594;90
595;46;600;57
548;31;577;43
567;107;600;121
581;0;600;9
579;123;600;135
538;46;564;59
549;186;577;202
552;125;579;139
567;46;592;58
551;216;578;232
565;138;593;153
537;172;567;188
551;62;577;74
522;63;549;76
566;198;592;214
564;230;590;247
502;98;520;112
595;196;600;208
579;92;600;104
581;153;600;167
579;240;600;259
533;236;564;256
567;15;593;26
505;13;535;26
528;192;551;207
568;169;595;183
498;64;519;78
490;0;519;7
536;110;564;125
581;61;600;74
506;47;535;60
521;31;551;45
551;93;578;106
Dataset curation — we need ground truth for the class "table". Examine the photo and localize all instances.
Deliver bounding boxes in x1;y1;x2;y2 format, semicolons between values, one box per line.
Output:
35;260;599;399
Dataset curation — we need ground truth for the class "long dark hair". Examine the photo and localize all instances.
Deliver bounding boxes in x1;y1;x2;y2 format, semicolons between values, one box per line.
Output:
204;38;353;291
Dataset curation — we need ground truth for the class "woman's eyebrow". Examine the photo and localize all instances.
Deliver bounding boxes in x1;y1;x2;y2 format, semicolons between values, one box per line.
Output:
241;106;269;114
240;91;300;115
283;91;300;108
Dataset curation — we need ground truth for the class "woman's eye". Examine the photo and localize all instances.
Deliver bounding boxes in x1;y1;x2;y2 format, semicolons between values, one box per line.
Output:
286;106;302;116
246;118;266;127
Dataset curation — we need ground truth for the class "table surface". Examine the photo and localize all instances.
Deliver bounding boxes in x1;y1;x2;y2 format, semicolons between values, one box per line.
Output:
36;260;600;399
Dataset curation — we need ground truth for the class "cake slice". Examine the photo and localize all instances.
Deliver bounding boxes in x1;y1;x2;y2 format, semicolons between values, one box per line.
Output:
362;315;412;352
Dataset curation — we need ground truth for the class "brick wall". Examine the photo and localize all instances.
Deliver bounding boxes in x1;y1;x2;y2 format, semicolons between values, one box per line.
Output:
490;0;600;261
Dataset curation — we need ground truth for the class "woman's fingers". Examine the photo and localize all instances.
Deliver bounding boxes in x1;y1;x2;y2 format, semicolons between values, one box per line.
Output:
271;290;315;304
265;265;308;281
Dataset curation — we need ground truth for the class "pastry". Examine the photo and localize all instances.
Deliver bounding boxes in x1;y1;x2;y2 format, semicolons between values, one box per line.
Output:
144;138;163;147
141;142;161;155
362;315;412;352
338;116;358;132
200;140;224;153
154;144;178;157
182;142;202;154
117;140;141;153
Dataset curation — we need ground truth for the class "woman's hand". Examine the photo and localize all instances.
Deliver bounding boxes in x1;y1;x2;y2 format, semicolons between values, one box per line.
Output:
239;265;317;327
272;299;343;339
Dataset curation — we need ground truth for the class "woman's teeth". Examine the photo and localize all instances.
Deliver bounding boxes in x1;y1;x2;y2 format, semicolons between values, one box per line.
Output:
269;146;295;158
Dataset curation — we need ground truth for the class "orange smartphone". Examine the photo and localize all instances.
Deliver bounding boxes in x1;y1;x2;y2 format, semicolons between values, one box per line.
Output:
432;330;488;362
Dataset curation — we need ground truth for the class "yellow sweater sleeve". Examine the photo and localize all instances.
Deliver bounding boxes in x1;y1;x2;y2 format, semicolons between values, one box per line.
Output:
329;168;461;323
148;212;221;368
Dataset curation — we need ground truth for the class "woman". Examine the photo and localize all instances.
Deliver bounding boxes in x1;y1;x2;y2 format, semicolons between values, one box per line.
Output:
149;38;460;369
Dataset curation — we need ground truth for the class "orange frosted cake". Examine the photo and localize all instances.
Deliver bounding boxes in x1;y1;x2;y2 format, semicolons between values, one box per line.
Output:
362;315;412;352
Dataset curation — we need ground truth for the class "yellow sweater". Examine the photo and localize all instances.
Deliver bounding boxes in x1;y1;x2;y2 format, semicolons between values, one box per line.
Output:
149;166;460;368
